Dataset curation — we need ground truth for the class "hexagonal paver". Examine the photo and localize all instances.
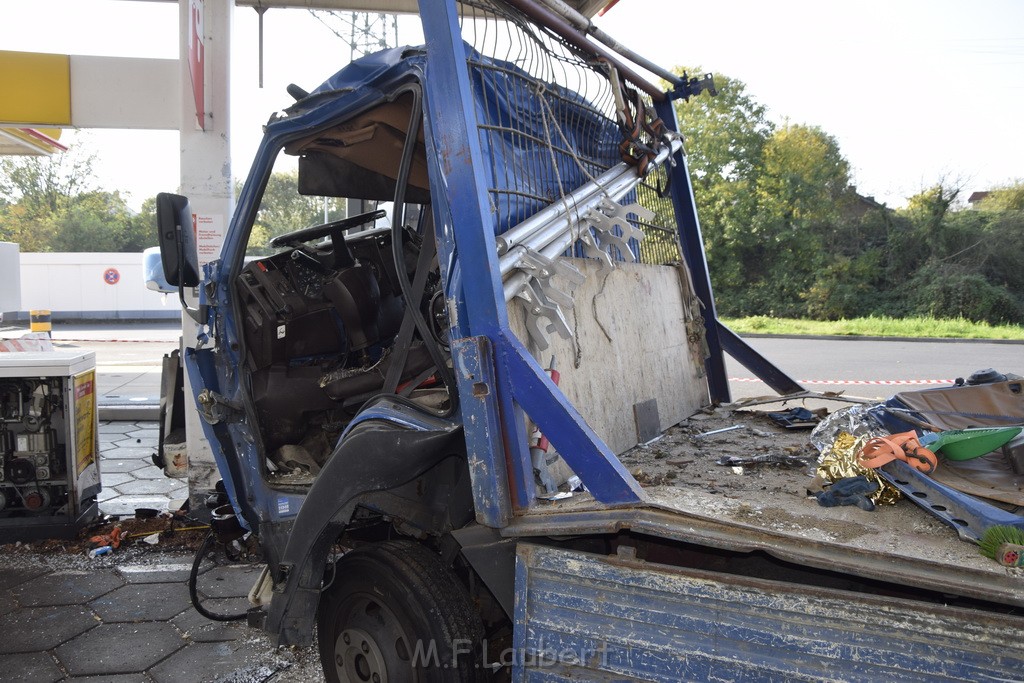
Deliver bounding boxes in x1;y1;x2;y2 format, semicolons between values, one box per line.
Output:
99;423;137;435
0;566;47;592
192;596;250;618
54;622;185;676
98;495;173;517
70;675;150;683
171;607;250;643
0;589;17;614
149;640;270;683
117;558;194;584
0;605;99;653
0;652;63;682
99;472;135;487
90;582;191;623
196;565;262;599
98;488;121;503
103;447;158;459
12;570;124;607
132;467;175;480
100;459;149;474
125;429;160;440
111;478;179;496
113;436;158;448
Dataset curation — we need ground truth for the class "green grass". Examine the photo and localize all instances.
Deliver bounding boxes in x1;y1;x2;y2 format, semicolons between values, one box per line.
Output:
721;315;1024;340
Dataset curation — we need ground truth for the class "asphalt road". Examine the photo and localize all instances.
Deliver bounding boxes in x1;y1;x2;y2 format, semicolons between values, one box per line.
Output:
725;336;1022;400
4;321;1021;402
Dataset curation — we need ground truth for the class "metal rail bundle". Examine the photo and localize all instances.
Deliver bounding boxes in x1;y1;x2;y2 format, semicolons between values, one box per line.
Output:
498;139;680;348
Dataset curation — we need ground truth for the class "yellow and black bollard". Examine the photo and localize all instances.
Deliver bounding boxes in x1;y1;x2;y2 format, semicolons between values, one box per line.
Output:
29;310;52;337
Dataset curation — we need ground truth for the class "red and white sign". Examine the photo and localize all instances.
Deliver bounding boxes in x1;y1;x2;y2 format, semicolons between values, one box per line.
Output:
188;0;205;130
193;213;226;268
103;268;121;285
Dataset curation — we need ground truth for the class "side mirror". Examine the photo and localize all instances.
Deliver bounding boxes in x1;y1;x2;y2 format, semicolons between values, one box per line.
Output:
156;192;200;287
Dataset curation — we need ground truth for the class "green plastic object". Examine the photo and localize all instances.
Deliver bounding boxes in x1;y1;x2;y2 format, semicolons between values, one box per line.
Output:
924;427;1024;461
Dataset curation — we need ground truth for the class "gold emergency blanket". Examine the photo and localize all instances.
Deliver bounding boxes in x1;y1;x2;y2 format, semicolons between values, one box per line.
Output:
816;431;901;505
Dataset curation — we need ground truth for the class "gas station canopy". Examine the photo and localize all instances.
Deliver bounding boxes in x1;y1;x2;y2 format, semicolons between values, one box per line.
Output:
0;127;67;156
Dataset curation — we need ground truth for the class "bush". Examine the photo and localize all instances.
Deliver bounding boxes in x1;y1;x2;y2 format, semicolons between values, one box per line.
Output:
802;252;881;320
909;271;1024;325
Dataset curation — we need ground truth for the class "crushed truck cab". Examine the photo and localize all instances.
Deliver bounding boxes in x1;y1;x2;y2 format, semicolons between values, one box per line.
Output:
156;1;1024;681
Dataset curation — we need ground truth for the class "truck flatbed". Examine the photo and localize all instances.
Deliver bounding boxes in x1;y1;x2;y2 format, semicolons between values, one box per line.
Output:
505;406;1024;609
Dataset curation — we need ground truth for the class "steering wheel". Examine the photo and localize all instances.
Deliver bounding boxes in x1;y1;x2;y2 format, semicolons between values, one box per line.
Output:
268;209;386;248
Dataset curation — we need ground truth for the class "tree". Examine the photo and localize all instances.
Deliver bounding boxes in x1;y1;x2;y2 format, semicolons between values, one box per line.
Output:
749;123;854;315
977;181;1024;212
672;68;773;189
244;169;348;255
0;147;97;216
670;68;774;313
895;183;1024;323
0;144;157;252
756;123;851;227
666;67;1024;325
48;191;157;252
673;73;856;317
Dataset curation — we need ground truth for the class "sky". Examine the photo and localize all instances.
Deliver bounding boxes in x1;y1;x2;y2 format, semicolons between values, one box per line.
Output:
0;0;1022;210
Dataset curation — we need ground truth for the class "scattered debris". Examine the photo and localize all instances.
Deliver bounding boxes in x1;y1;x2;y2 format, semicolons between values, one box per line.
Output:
813;476;879;512
767;406;822;429
716;453;809;468
1;513;210;556
694;424;745;438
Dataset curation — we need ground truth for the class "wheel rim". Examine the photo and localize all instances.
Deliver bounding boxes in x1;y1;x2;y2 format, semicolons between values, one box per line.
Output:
333;594;414;683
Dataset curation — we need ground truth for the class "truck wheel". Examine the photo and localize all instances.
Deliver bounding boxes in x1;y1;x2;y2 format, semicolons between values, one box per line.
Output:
317;540;485;683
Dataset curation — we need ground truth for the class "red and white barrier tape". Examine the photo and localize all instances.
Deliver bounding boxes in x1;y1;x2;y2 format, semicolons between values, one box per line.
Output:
730;378;954;385
53;339;174;344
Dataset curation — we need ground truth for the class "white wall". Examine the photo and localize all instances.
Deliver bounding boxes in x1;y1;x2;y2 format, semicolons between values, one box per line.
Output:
0;242;20;314
14;252;180;320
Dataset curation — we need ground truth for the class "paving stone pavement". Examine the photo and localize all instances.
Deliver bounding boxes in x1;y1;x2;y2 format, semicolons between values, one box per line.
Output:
0;422;324;681
0;549;321;682
97;422;188;518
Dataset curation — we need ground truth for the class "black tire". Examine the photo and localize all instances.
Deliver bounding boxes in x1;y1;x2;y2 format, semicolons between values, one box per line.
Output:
317;540;486;683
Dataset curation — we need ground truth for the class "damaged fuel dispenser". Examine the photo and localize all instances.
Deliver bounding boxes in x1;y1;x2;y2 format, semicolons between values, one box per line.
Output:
0;350;101;541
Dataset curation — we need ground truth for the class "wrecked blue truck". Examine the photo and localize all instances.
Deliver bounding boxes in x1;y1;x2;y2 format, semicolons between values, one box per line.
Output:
156;1;1024;680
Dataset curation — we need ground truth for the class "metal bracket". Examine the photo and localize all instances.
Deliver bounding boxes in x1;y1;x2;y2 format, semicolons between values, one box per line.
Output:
588;198;652;262
667;72;717;102
515;247;584;300
879;460;1024;542
503;198;653;349
576;224;615;269
514;280;572;351
197;389;244;425
509;248;583;350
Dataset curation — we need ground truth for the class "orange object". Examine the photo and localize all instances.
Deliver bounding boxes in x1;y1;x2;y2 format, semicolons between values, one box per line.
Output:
89;525;124;549
857;431;938;474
